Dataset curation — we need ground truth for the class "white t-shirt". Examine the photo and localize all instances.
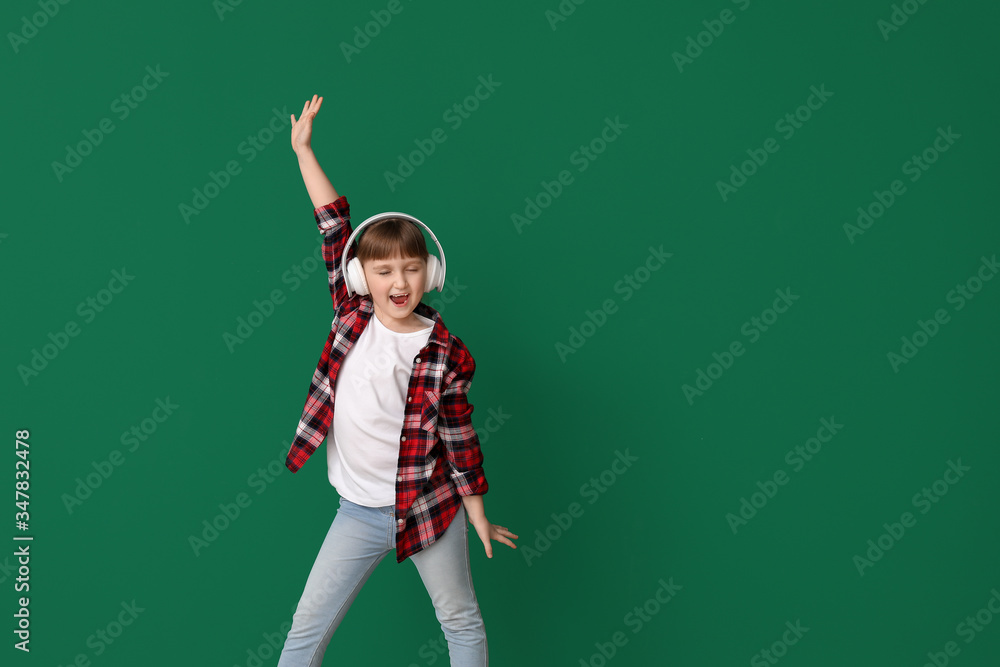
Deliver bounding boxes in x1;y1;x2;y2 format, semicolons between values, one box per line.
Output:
327;311;435;507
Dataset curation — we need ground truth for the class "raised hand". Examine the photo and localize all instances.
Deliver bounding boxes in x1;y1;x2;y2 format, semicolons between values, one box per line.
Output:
290;94;323;155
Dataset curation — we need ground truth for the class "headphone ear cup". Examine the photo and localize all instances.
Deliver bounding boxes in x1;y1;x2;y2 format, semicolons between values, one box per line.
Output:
424;255;442;293
345;257;369;296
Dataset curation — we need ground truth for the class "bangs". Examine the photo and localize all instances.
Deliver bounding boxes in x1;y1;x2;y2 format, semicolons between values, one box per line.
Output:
357;218;429;264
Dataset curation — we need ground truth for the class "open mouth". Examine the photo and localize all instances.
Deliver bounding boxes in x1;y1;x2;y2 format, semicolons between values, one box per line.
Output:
389;293;409;307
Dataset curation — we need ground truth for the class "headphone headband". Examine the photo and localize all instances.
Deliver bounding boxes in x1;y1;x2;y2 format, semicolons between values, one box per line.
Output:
341;211;447;298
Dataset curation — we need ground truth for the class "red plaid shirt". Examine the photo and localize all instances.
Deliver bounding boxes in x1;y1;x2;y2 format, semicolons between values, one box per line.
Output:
285;195;488;563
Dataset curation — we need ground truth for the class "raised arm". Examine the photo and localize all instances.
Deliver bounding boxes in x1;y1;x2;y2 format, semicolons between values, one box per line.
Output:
291;95;339;208
291;95;354;311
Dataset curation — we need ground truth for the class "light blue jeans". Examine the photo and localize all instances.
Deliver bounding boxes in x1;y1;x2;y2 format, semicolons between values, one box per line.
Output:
277;497;488;666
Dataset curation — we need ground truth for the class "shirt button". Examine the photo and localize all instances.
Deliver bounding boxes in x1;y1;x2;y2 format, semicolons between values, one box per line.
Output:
397;519;405;526
407;396;412;402
401;436;406;441
415;357;421;363
397;475;403;482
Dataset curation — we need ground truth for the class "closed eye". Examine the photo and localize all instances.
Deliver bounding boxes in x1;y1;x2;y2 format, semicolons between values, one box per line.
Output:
378;268;420;275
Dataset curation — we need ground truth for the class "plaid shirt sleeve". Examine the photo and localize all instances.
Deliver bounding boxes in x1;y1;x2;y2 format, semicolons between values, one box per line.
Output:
285;196;353;474
438;342;489;496
285;330;334;473
314;195;354;312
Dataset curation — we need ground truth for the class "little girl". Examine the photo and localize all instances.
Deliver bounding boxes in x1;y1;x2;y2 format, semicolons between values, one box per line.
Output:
276;95;517;667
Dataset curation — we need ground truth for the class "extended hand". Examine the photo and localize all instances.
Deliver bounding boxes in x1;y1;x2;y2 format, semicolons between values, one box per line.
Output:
468;515;518;559
290;94;322;155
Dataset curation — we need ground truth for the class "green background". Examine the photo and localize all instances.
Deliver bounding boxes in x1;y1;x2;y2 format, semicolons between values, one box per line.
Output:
3;0;999;665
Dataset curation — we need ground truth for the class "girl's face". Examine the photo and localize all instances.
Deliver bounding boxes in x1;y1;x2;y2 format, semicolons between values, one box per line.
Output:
363;254;427;331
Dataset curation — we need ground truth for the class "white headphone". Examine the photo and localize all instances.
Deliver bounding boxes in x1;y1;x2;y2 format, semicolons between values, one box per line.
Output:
341;211;447;298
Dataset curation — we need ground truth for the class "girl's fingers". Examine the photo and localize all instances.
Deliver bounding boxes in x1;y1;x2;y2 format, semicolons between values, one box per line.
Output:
294;95;322;125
